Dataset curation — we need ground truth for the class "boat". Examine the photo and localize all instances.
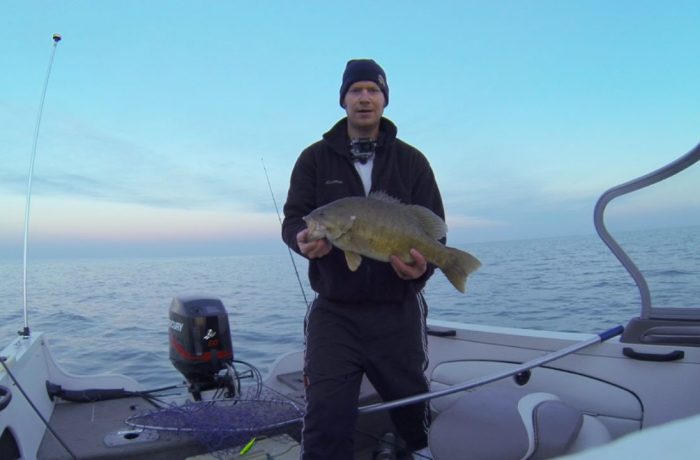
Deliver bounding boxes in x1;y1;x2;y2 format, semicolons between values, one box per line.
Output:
3;36;700;460
1;139;699;460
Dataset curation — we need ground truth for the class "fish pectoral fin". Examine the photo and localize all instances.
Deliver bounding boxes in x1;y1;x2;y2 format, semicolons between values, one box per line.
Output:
344;251;363;271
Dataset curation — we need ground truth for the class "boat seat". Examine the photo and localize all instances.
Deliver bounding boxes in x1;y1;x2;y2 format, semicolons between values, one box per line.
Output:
429;387;611;460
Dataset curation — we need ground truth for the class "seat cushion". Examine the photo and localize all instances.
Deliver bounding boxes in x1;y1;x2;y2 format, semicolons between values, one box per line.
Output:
429;388;584;460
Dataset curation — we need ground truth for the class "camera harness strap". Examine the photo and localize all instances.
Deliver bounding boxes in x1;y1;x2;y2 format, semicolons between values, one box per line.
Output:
350;138;376;196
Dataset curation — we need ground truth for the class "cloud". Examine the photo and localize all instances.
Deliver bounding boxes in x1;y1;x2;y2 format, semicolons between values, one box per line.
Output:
9;196;279;241
2;109;277;213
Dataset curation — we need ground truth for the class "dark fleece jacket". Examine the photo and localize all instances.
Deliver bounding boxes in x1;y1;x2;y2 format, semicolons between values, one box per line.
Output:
282;117;445;304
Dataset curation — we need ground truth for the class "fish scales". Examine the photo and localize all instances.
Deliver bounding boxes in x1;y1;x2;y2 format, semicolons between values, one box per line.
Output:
303;192;481;293
337;198;443;262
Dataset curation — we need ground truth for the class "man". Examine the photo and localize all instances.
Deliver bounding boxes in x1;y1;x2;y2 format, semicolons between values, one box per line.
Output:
282;59;442;459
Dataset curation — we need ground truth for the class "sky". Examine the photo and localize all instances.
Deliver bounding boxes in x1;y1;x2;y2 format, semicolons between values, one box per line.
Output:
2;1;700;259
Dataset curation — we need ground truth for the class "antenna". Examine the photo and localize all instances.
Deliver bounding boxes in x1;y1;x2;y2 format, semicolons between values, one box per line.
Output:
261;158;310;309
21;33;62;337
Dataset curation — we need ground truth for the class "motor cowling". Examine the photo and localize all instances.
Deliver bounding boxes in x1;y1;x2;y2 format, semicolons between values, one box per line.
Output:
169;295;234;397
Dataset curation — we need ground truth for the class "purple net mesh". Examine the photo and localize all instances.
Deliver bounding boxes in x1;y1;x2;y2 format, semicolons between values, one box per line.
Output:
125;386;303;456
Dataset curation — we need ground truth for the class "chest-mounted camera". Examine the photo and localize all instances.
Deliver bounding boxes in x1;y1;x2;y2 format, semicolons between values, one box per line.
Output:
350;138;377;164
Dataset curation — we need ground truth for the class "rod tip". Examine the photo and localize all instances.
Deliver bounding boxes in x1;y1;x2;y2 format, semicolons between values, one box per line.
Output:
52;33;62;42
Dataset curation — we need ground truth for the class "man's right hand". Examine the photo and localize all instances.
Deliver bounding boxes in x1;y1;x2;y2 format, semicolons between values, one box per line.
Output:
297;228;332;259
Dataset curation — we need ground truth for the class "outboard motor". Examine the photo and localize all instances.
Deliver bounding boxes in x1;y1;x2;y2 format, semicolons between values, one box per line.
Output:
169;295;235;400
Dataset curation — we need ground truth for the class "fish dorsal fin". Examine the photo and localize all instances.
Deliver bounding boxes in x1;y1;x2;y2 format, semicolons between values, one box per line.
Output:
368;191;445;240
407;205;447;240
368;191;401;204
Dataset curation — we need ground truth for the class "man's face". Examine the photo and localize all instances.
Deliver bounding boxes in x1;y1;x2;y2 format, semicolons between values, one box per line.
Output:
343;81;385;134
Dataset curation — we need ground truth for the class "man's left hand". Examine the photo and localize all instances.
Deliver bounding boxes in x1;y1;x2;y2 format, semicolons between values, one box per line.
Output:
390;248;427;280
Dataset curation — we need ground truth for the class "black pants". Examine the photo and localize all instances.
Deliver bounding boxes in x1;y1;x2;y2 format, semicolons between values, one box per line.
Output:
301;294;430;460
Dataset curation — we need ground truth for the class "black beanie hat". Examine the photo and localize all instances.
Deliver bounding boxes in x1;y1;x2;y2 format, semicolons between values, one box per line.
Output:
339;59;389;108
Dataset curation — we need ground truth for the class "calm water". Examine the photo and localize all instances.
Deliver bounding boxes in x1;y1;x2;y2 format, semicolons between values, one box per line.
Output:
1;226;698;388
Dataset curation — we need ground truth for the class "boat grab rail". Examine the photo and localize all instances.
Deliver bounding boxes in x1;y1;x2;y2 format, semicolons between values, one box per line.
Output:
593;141;700;319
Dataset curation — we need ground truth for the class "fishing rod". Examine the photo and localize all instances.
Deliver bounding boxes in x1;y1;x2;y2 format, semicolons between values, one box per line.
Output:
21;33;62;337
8;33;78;460
358;324;624;414
261;158;310;309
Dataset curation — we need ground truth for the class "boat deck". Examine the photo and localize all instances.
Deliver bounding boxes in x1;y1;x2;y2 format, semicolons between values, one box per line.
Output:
38;396;205;460
36;382;399;460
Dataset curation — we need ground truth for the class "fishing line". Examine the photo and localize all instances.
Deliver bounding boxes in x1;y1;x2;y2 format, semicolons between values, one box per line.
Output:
1;356;78;459
261;158;310;309
21;33;62;337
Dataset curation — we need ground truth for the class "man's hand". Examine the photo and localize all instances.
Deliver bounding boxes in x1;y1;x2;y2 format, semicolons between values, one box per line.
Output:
297;228;332;259
390;248;427;280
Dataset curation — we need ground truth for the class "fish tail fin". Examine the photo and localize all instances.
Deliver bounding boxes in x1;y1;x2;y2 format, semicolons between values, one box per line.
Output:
441;248;481;293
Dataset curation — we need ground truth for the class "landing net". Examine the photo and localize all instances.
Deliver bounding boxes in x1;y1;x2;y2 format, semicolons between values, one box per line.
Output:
125;386;303;454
